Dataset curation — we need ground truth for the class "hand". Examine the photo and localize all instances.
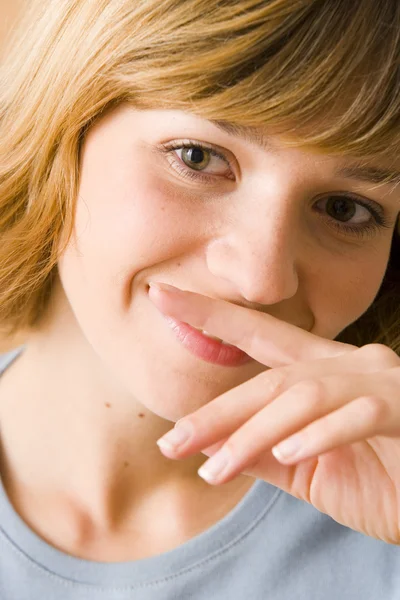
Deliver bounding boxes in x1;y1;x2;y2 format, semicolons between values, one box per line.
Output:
149;282;400;544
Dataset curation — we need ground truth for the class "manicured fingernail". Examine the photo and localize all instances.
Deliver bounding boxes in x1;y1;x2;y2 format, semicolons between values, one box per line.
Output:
272;436;302;460
198;447;230;483
156;422;192;452
148;282;183;294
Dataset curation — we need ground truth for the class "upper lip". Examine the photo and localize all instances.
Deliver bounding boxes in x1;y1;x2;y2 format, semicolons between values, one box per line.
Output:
154;283;262;311
152;283;312;332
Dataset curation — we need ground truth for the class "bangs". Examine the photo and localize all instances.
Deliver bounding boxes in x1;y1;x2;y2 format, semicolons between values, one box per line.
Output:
116;0;400;161
1;0;399;344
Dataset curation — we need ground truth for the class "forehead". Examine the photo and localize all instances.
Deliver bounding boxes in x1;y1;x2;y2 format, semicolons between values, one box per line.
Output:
209;118;400;189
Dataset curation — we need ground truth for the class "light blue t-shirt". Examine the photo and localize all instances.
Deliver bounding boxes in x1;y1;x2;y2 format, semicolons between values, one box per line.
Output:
0;347;399;599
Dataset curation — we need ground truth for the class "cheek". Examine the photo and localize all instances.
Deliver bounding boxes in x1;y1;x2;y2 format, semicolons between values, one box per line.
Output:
56;169;197;411
65;165;194;286
58;163;203;326
311;248;391;339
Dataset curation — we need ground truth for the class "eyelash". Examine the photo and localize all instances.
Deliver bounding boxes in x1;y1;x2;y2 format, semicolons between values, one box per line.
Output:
160;140;393;240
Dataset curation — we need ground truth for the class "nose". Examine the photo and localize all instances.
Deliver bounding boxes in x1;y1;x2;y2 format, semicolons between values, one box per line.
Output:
206;201;300;306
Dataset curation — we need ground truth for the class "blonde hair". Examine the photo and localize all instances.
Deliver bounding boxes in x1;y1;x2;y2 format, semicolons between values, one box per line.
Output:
0;0;399;352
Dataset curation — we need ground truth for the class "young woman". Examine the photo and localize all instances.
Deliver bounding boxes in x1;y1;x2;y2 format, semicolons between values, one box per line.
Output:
0;0;400;598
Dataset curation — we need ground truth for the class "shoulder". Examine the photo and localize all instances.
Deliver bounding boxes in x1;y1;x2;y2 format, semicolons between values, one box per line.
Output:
0;347;25;376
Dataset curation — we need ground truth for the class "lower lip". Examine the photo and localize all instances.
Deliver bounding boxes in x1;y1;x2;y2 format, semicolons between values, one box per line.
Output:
163;317;253;367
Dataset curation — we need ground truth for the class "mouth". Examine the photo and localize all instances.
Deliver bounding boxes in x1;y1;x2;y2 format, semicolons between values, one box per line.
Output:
190;327;225;344
147;282;253;367
162;316;252;367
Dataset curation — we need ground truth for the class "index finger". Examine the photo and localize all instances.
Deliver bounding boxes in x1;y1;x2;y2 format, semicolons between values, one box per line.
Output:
148;283;356;368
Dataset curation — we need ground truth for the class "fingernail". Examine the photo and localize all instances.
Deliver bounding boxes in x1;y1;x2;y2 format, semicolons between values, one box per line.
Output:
148;282;183;294
156;422;192;452
198;447;230;483
272;436;302;460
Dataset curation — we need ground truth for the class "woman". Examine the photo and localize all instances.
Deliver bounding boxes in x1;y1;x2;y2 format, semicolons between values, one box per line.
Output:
0;0;399;598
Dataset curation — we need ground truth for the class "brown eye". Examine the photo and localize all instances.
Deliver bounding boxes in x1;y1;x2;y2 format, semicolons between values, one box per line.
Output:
325;196;357;222
181;147;211;171
313;192;393;240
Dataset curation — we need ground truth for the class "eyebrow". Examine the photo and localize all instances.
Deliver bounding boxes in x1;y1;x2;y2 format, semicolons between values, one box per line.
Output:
335;164;400;188
210;119;400;188
211;119;273;150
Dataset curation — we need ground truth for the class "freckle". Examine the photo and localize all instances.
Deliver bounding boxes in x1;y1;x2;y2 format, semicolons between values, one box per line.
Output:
177;262;181;267
138;412;145;418
124;461;129;468
105;403;111;408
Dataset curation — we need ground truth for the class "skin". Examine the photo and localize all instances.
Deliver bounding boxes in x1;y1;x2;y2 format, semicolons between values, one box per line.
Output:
151;285;400;543
0;104;399;559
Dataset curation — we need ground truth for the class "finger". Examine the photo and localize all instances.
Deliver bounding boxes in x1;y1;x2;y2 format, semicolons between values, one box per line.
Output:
157;357;374;460
148;283;355;367
272;394;394;464
195;372;385;484
157;369;284;458
201;438;227;457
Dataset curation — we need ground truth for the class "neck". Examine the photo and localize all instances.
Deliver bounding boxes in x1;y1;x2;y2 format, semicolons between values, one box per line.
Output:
0;289;254;542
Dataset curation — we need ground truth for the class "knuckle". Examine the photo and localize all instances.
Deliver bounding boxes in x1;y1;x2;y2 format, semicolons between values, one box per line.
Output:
357;395;387;423
294;378;325;399
263;368;287;396
358;343;398;367
290;379;326;411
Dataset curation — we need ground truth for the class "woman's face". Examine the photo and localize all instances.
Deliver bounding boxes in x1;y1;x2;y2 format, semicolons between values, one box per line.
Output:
57;105;399;421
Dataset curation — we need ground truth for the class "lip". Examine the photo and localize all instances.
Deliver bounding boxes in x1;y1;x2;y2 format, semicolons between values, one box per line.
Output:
161;316;253;367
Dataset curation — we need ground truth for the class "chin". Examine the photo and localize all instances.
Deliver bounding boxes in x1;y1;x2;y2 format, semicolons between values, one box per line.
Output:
130;376;222;423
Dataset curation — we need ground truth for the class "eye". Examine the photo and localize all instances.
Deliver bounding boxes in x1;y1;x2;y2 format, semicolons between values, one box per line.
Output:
314;194;392;239
320;195;369;224
179;147;212;171
158;141;394;239
161;140;234;181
